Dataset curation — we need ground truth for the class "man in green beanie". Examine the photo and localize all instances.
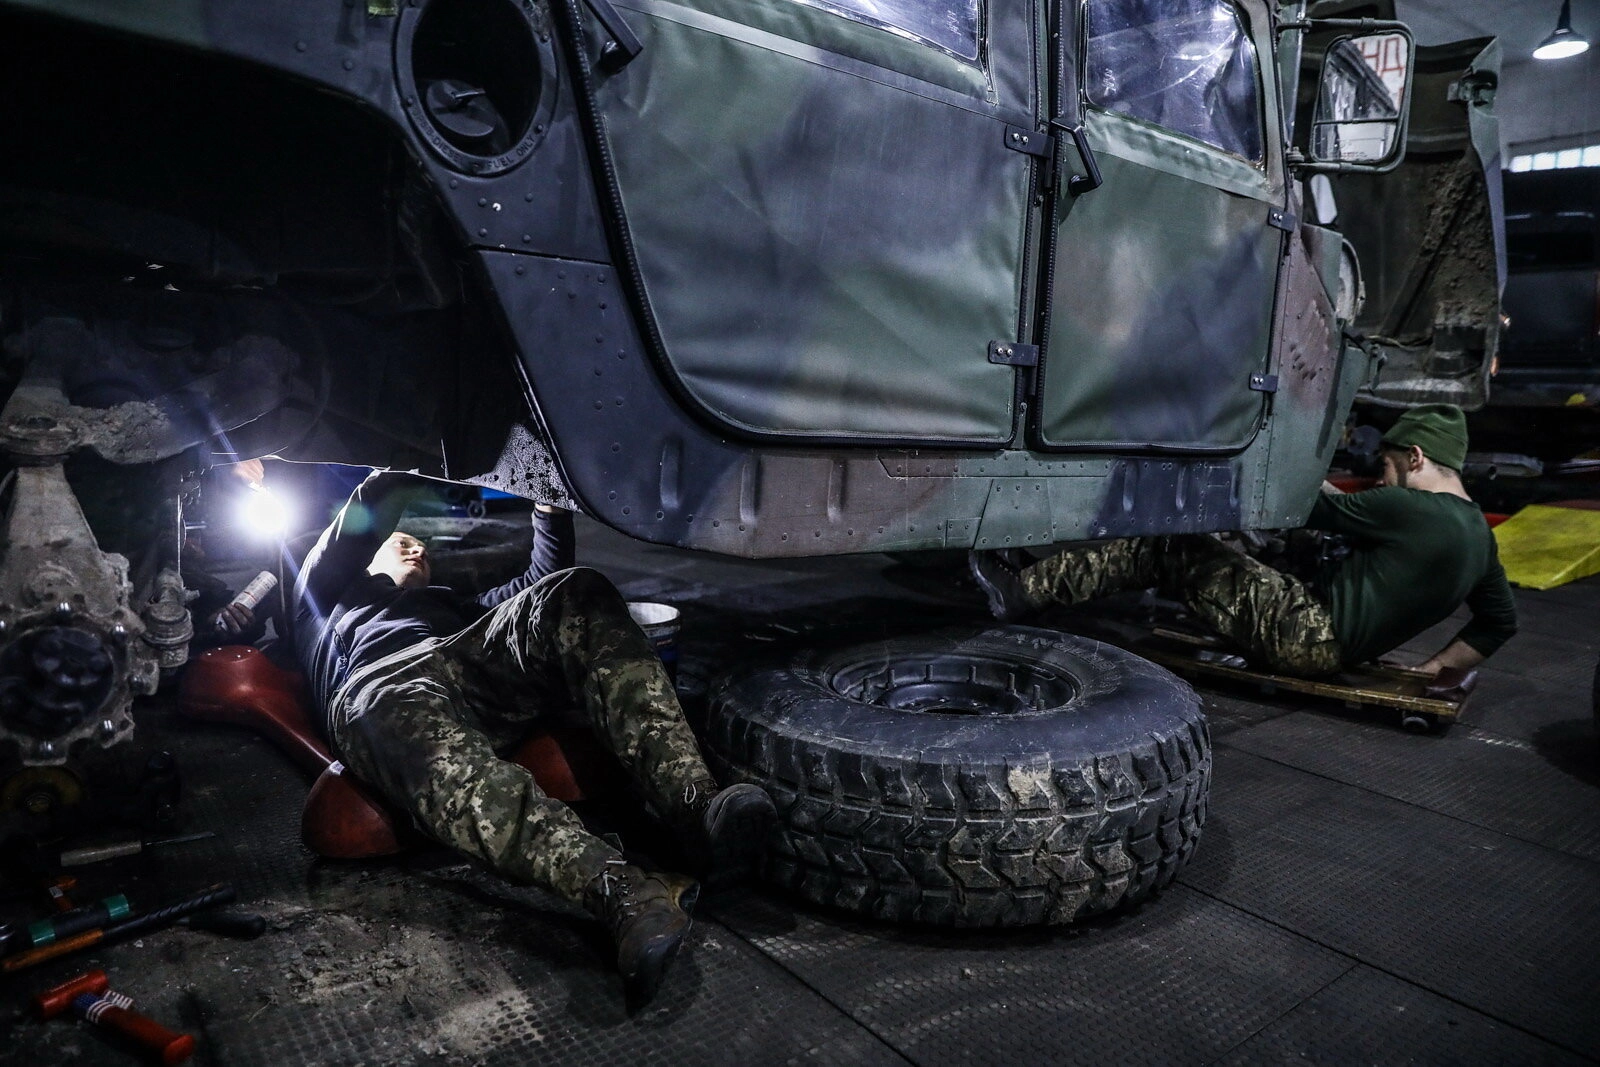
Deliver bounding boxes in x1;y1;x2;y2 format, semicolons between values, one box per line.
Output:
969;403;1517;678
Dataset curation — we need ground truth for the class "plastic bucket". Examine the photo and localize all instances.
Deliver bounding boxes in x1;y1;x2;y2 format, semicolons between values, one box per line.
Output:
626;601;681;684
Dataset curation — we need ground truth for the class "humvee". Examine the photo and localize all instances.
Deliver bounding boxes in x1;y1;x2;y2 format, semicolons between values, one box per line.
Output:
0;0;1500;919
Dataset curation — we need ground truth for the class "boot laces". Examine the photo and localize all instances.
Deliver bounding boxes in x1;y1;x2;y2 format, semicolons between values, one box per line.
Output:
680;779;719;815
595;859;640;930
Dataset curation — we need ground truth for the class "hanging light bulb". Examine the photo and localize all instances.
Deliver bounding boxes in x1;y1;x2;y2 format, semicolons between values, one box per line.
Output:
1534;0;1590;60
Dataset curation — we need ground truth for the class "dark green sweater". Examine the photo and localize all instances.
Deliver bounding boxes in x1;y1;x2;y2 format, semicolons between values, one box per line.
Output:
1307;487;1517;666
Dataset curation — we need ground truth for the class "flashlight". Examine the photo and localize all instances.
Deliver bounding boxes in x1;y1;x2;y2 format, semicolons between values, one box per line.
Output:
238;483;291;539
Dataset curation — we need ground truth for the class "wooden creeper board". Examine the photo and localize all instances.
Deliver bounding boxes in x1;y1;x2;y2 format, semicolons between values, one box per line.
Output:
1135;628;1473;732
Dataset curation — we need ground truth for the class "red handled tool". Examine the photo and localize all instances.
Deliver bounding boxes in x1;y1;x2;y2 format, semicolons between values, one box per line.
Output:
33;969;195;1063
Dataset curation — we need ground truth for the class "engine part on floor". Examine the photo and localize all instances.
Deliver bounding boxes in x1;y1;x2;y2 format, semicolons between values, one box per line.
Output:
71;989;196;1065
1;882;236;973
136;751;183;827
0;462;156;779
175;909;267;939
704;625;1210;927
178;644;624;859
58;830;214;868
139;566;194;683
0;765;86;817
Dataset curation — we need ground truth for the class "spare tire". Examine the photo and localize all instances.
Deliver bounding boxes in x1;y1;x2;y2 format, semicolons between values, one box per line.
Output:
704;625;1209;927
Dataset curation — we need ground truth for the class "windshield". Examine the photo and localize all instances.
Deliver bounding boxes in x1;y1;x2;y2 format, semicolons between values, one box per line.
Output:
785;0;983;62
1084;0;1264;163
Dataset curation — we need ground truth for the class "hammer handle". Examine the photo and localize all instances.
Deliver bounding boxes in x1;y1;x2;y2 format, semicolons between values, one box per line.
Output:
2;929;102;972
76;993;196;1065
34;969;110;1019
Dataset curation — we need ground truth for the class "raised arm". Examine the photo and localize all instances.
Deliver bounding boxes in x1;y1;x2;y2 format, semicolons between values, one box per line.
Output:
476;505;577;608
1305;486;1398;540
296;471;432;609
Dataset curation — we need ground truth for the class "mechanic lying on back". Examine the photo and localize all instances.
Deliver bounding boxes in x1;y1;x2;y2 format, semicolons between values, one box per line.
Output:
292;470;776;1003
971;404;1517;677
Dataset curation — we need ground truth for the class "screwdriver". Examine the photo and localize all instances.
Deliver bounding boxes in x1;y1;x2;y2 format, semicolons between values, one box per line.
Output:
57;832;216;868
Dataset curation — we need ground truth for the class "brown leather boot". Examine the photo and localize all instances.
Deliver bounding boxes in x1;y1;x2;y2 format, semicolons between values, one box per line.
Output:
583;860;699;1005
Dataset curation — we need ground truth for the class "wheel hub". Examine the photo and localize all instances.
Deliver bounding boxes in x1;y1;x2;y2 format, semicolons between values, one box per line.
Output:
828;652;1078;715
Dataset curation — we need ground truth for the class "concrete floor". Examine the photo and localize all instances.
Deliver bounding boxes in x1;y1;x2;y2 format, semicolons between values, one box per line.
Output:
1;513;1597;1066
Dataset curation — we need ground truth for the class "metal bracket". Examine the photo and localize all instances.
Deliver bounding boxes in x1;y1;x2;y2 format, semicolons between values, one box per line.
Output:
583;0;643;72
1249;373;1279;393
1447;70;1496;106
1268;208;1297;233
988;341;1039;367
1003;126;1053;160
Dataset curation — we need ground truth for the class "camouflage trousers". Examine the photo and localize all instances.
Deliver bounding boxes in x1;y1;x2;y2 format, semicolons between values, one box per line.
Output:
329;567;712;904
1019;535;1343;677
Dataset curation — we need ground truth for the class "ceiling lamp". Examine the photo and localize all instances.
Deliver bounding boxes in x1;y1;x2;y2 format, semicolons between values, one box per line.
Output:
1534;0;1590;60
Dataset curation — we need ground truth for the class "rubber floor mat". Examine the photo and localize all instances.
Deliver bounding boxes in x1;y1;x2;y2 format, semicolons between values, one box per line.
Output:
1218;966;1590;1066
711;885;1351;1066
1182;749;1600;1060
1221;711;1600;862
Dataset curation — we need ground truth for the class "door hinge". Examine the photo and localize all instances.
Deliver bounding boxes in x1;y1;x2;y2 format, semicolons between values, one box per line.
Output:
1249;373;1279;393
1003;126;1053;160
989;341;1039;367
1268;208;1297;232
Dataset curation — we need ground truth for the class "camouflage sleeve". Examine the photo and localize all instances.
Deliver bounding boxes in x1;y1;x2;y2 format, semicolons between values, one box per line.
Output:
1456;548;1518;658
297;471;429;609
475;507;576;609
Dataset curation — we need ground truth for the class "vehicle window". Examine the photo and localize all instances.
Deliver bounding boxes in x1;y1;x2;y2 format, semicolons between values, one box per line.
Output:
1084;0;1264;163
1507;230;1597;272
785;0;981;62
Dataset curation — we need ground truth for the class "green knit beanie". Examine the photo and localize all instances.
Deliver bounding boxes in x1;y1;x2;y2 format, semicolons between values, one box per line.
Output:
1381;404;1468;471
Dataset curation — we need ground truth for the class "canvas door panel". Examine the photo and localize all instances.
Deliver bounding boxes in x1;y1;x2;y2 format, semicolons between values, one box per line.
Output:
1036;0;1282;451
594;0;1032;443
1038;129;1279;448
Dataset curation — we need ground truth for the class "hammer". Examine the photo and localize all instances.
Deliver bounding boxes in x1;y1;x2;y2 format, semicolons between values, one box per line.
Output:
34;970;196;1064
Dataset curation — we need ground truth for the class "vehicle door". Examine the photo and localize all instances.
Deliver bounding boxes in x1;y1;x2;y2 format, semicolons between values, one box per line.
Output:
586;0;1038;446
1035;0;1287;451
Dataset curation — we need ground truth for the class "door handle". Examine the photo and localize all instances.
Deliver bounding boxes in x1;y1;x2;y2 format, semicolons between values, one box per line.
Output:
1051;121;1103;196
1061;124;1103;197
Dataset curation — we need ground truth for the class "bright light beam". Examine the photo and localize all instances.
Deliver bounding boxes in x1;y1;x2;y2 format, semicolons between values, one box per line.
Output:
239;483;292;539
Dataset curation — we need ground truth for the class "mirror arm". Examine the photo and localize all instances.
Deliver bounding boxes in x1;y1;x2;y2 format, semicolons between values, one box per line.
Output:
1291;153;1406;176
1276;17;1408;35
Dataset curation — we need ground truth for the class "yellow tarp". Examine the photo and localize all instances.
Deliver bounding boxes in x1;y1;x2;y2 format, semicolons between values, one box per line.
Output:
1493;504;1600;590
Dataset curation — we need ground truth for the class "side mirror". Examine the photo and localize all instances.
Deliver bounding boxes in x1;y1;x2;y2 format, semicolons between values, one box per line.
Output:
1304;30;1414;173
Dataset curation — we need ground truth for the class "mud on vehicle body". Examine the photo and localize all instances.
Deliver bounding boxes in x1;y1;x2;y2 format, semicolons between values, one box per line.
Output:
0;0;1498;900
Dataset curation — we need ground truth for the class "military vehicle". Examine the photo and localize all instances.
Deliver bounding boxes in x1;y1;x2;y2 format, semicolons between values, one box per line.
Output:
0;0;1499;924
